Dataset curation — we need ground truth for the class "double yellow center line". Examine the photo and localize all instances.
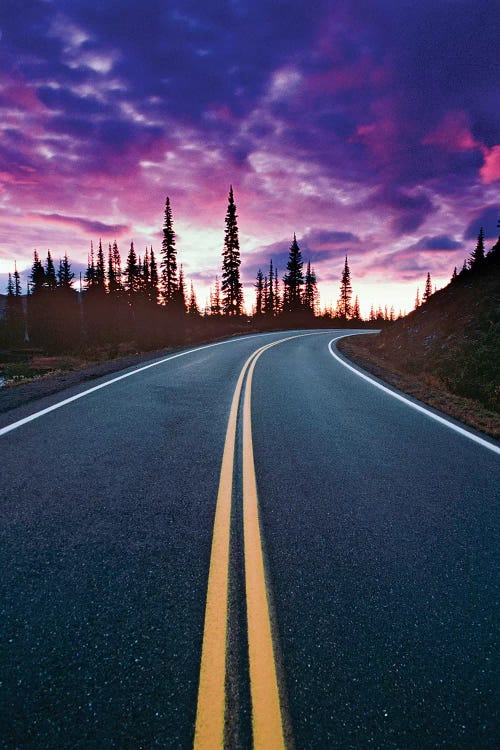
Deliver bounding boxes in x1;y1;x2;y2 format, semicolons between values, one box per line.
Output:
193;335;302;750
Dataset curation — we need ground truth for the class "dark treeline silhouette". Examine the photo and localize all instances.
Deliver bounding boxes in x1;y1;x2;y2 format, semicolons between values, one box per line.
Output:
1;186;406;356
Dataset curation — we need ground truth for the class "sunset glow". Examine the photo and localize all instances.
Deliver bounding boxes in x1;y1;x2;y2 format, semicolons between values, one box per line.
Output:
0;1;498;315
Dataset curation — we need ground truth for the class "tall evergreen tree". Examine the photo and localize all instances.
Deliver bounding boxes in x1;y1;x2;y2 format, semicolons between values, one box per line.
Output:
254;269;264;316
303;261;318;314
415;287;421;308
30;250;45;293
45;251;57;290
265;259;275;315
149;247;159;304
283;234;304;313
13;262;22;297
423;272;432;302
211;275;222;315
469;227;485;270
274;268;280;315
95;239;106;291
352;295;361;320
171;264;187;314
161;196;177;304
338;256;352;319
125;241;139;296
188;281;200;317
84;242;96;290
57;254;74;290
221;185;243;316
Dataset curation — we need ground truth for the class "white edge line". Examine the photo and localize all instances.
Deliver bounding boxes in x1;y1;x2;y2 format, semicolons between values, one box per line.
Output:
0;332;278;438
328;334;500;457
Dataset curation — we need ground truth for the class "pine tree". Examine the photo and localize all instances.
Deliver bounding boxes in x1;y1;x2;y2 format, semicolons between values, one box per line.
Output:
188;281;200;317
171;264;187;314
57;254;74;290
221;185;243;316
469;227;485;270
303;261;318;314
274;268;280;315
211;275;222;315
30;250;45;294
338;256;352;319
283;234;304;313
423;272;432;302
451;266;458;282
45;251;57;290
7;272;14;297
14;262;22;297
125;241;139;296
369;305;376;321
265;259;275;315
149;247;159;304
254;269;264;316
352;295;361;320
84;242;96;290
161;196;177;304
95;239;106;291
415;288;421;308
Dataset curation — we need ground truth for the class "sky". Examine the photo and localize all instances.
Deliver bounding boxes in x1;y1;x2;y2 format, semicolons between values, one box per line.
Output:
0;0;499;315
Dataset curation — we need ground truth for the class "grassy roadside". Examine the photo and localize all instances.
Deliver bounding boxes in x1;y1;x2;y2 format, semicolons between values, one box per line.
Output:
338;334;500;440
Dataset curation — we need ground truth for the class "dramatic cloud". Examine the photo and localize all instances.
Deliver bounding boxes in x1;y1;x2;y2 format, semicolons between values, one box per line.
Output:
0;0;498;313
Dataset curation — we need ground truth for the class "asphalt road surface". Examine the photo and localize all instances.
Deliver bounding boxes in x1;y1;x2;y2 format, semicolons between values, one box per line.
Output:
1;330;498;749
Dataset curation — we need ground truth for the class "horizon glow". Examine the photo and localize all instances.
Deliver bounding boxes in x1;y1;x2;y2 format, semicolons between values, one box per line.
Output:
0;1;499;316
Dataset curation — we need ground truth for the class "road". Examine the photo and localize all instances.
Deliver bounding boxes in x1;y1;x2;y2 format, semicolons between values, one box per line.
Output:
1;330;498;749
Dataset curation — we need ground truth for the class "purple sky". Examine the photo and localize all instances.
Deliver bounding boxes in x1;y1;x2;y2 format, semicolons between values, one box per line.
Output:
0;0;499;314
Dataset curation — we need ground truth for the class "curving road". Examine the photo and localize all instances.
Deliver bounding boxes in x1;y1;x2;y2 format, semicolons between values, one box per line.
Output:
1;330;498;749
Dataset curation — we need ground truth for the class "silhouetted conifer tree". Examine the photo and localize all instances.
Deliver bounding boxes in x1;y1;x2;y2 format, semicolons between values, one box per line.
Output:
45;251;57;290
352;295;361;320
210;275;222;315
283;234;304;313
469;227;485;270
57;254;74;290
303;261;318;314
161;196;177;304
265;259;275;315
125;241;139;296
274;268;280;315
149;248;159;304
188;281;200;317
338;256;352;319
255;269;264;316
95;239;106;292
423;272;432;302
30;250;45;293
221;185;243;316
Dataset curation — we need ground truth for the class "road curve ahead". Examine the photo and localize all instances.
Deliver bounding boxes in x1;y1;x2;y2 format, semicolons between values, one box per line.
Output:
1;330;498;749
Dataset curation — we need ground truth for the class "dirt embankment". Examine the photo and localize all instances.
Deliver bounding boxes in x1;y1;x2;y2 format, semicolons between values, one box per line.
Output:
338;334;500;439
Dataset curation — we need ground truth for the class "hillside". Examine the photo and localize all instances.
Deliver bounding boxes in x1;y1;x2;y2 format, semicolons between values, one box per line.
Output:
340;239;500;436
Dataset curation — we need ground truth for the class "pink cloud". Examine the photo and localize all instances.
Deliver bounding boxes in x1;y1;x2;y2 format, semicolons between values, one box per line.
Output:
480;145;500;184
422;111;480;152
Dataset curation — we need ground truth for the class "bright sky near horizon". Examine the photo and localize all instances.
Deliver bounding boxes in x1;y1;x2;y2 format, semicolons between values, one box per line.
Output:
0;1;499;315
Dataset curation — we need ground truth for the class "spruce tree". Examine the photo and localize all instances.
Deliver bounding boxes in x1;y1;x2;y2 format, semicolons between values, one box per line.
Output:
14;262;22;297
303;261;318;314
265;259;275;315
188;281;200;317
211;275;222;315
221;185;243;316
283;234;304;313
95;239;106;291
338;256;352;319
161;196;177;304
254;269;264;316
125;241;139;296
352;295;361;320
274;268;280;315
415;288;421;308
149;247;159;304
84;242;96;290
58;254;74;290
30;250;45;293
423;272;432;302
45;251;57;290
469;227;485;270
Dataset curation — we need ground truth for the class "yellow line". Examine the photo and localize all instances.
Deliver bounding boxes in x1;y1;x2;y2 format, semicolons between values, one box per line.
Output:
194;333;316;749
243;345;287;750
194;346;265;749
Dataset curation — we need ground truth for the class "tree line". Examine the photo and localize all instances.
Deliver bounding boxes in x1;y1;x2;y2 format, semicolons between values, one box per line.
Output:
1;187;379;353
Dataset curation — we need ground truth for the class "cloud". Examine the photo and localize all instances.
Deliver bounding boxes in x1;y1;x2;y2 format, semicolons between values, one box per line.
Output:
409;235;463;251
28;213;131;237
463;205;500;241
